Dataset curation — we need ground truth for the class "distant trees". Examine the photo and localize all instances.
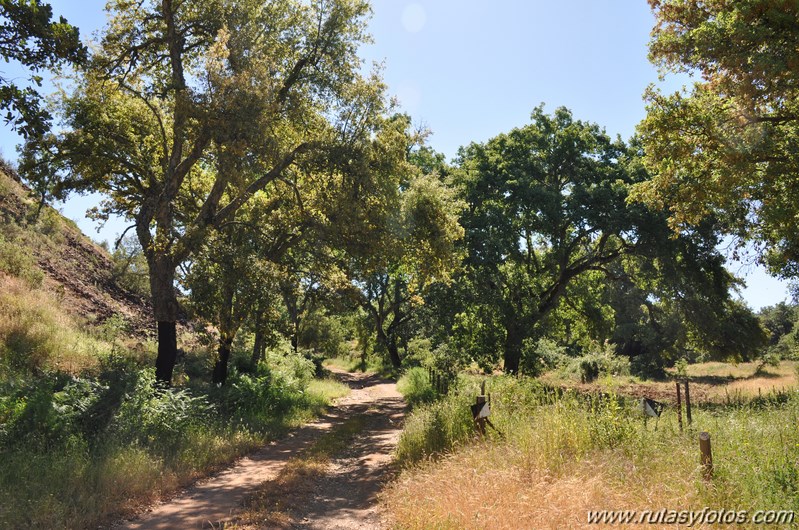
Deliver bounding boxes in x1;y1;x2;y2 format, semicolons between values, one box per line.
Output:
409;107;766;375
452;107;654;373
333;116;464;368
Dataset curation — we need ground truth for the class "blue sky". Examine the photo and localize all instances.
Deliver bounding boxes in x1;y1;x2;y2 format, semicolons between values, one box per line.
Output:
0;0;790;309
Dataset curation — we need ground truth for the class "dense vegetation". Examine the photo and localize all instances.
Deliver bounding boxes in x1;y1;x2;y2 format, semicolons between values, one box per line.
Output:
2;0;799;527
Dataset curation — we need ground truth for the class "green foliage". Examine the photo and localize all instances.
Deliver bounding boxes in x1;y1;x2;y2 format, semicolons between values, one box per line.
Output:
0;0;86;139
110;235;149;297
395;383;474;464
0;343;344;528
520;337;568;376
636;0;799;277
299;311;349;359
396;367;436;408
112;370;213;450
0;233;43;287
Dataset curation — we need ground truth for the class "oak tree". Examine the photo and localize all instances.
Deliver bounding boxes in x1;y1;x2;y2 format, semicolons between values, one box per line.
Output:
634;0;799;276
22;0;383;385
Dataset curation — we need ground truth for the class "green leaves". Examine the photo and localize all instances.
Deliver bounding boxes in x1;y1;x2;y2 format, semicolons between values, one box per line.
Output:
638;0;799;277
0;0;85;138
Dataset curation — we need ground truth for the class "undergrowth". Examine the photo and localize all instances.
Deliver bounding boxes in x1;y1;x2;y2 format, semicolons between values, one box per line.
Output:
388;375;799;528
0;348;349;528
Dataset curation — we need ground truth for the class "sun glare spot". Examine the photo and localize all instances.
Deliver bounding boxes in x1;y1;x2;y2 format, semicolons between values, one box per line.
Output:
401;3;426;33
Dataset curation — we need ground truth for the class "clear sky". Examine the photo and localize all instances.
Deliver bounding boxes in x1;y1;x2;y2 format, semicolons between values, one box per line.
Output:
0;0;791;309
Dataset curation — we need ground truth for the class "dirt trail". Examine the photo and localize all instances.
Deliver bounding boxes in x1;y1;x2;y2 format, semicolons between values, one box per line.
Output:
118;370;405;529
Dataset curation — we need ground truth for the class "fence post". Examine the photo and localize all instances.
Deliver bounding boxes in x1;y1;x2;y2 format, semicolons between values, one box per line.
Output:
684;380;692;426
676;382;683;433
474;394;487;436
699;432;713;480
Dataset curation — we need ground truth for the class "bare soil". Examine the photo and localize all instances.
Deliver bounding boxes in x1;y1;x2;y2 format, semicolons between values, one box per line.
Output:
117;369;405;529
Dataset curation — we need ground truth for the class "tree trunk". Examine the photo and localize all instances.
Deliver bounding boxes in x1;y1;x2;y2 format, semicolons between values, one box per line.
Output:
387;340;401;368
503;320;524;375
292;319;299;354
151;258;180;386
251;310;266;367
212;336;233;385
374;315;401;368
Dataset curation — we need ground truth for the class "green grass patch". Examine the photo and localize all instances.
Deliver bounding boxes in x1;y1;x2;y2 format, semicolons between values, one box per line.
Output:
396;366;437;408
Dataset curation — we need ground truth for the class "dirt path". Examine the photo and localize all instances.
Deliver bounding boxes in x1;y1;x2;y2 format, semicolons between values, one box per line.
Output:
118;370;405;529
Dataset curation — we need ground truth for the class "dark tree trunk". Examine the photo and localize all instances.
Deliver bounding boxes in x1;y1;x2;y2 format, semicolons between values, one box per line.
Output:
503;320;524;375
387;340;401;368
251;310;266;367
151;258;180;386
155;321;178;385
374;315;401;368
212;337;233;385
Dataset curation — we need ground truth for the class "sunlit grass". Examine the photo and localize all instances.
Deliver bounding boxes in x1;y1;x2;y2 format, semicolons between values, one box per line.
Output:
386;375;799;529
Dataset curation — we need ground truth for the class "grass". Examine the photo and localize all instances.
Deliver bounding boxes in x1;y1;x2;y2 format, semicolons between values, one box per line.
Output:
0;361;351;529
396;366;437;408
323;353;396;378
385;374;799;529
0;274;110;374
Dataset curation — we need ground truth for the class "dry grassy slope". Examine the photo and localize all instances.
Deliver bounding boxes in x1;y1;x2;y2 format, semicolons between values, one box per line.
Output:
0;168;153;337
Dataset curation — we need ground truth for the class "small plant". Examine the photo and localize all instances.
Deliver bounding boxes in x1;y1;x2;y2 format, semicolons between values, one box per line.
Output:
674;357;688;380
0;234;44;288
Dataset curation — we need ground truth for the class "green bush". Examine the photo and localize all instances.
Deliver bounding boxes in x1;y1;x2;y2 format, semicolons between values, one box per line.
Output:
397;367;436;408
0;234;43;288
563;341;631;382
521;337;569;376
111;370;213;452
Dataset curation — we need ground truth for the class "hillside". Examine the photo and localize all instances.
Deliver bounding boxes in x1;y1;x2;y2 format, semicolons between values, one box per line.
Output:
0;165;152;337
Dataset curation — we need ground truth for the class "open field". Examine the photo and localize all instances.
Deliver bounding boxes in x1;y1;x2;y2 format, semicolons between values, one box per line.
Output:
386;371;799;529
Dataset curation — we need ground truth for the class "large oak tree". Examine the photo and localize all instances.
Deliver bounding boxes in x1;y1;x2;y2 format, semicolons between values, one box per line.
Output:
22;0;384;385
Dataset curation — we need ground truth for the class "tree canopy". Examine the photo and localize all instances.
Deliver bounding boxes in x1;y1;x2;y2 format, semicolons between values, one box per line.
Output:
22;0;386;385
633;0;799;277
0;0;85;139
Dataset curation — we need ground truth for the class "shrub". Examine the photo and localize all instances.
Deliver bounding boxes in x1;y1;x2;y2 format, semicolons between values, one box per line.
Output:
521;337;569;376
397;367;436;408
564;341;631;382
0;234;43;288
111;370;214;452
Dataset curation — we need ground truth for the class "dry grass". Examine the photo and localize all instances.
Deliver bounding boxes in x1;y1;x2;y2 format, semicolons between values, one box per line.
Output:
540;360;799;406
684;361;798;401
0;273;108;374
385;440;714;530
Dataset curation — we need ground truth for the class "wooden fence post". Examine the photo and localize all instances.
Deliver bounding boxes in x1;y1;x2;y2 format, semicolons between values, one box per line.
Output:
474;394;487;436
699;432;713;480
684;380;692;426
676;382;683;433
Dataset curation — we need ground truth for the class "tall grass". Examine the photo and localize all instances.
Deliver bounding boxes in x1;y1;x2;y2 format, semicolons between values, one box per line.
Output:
396;366;437;408
387;376;799;529
0;275;109;374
